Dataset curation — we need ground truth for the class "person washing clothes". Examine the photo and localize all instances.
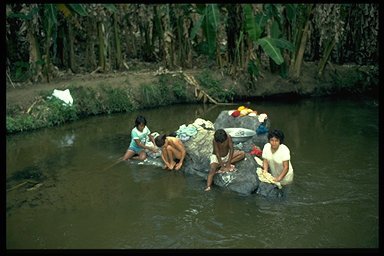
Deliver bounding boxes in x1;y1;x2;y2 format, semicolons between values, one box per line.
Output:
262;129;294;185
155;134;186;170
123;115;158;161
205;129;245;191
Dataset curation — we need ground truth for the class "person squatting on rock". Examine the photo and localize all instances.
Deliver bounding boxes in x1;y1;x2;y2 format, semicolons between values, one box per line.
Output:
205;129;245;191
262;129;294;185
123;115;158;161
155;134;186;171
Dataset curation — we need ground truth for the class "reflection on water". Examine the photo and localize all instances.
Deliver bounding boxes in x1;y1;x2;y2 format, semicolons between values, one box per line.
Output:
6;97;378;249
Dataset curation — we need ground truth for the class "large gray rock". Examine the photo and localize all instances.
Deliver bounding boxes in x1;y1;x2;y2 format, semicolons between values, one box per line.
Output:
214;110;270;149
133;115;283;197
182;126;261;195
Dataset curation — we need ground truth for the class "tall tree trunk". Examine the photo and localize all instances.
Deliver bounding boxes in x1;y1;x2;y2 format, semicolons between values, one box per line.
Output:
44;27;52;83
153;5;164;61
67;21;77;73
290;4;313;81
113;12;122;70
26;20;43;82
226;5;241;65
86;18;97;71
97;21;106;71
317;38;336;77
291;20;309;80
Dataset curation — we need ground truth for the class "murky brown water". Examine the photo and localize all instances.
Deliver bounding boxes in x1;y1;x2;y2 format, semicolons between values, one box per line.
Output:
6;97;379;249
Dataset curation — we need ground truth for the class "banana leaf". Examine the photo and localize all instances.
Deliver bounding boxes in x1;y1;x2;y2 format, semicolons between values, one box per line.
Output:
204;4;219;57
257;37;284;65
268;38;295;52
190;14;204;41
244;4;261;42
68;4;88;16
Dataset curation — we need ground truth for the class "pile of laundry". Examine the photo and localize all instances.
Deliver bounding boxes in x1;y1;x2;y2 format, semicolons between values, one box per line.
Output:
174;118;214;142
228;106;257;117
254;156;282;189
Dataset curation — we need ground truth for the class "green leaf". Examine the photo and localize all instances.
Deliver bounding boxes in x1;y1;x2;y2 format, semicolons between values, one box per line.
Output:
269;38;295;52
257;37;284;65
255;12;268;31
244;4;261;42
207;4;219;28
270;20;281;38
103;4;117;13
204;4;219;56
190;14;204;41
7;6;39;20
285;4;296;23
247;60;259;77
43;4;56;36
68;4;88;16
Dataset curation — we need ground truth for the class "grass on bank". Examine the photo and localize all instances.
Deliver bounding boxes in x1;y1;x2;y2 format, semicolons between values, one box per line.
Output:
6;72;237;134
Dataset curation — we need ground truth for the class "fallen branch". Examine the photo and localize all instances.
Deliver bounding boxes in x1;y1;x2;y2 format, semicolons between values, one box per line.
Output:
183;73;236;105
26;96;42;114
91;66;102;75
6;70;15;88
7;180;38;192
123;62;129;70
100;157;124;172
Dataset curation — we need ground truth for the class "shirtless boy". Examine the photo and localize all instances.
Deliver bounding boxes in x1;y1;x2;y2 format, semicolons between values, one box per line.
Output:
205;129;245;191
155;134;186;170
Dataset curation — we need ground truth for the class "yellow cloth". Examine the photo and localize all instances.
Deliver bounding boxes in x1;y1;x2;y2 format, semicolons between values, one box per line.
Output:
256;167;282;189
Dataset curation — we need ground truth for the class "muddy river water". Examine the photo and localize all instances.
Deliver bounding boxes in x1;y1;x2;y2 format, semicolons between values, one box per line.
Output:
6;97;378;249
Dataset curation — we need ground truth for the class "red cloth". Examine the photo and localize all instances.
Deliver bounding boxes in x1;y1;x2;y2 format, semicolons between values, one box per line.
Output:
231;110;240;117
250;146;262;157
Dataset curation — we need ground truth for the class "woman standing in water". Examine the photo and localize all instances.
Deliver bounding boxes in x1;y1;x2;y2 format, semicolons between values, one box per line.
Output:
262;129;294;185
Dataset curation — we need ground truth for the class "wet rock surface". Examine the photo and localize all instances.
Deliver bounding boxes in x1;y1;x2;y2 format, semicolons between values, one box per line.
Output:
137;112;284;197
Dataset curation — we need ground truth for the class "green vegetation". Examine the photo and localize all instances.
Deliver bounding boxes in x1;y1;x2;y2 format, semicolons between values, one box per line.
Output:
6;4;379;134
6;75;201;134
196;71;235;103
6;4;378;85
7;86;141;134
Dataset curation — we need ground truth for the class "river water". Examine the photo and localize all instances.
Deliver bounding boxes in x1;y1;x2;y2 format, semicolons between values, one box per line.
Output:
6;97;379;249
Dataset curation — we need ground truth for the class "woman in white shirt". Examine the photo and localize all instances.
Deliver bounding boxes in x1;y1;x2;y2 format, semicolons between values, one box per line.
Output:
262;129;294;185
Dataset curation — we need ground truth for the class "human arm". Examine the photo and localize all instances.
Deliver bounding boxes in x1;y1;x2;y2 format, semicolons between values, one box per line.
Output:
134;138;155;151
174;139;186;170
147;134;158;152
263;159;269;173
160;146;173;169
274;160;289;182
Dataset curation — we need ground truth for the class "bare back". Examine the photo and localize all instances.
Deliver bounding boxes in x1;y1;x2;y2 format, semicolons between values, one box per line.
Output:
166;137;185;152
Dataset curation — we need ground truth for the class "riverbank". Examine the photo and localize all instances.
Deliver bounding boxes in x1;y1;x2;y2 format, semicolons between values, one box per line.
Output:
6;61;378;134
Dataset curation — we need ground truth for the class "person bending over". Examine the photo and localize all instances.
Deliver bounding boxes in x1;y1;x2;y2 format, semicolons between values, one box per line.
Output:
205;129;245;191
155;134;186;171
123;115;157;161
262;129;294;185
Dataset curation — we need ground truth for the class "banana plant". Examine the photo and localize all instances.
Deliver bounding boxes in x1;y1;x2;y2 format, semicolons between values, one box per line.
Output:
7;4;42;82
42;4;89;81
190;4;220;58
244;4;294;66
243;4;294;80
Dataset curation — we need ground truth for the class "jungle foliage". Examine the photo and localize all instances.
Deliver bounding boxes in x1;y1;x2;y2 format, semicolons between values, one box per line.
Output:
6;3;379;87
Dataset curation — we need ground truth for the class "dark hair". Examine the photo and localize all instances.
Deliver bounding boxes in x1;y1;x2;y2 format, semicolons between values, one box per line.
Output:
155;134;166;147
268;129;284;144
214;129;228;143
135;115;147;128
